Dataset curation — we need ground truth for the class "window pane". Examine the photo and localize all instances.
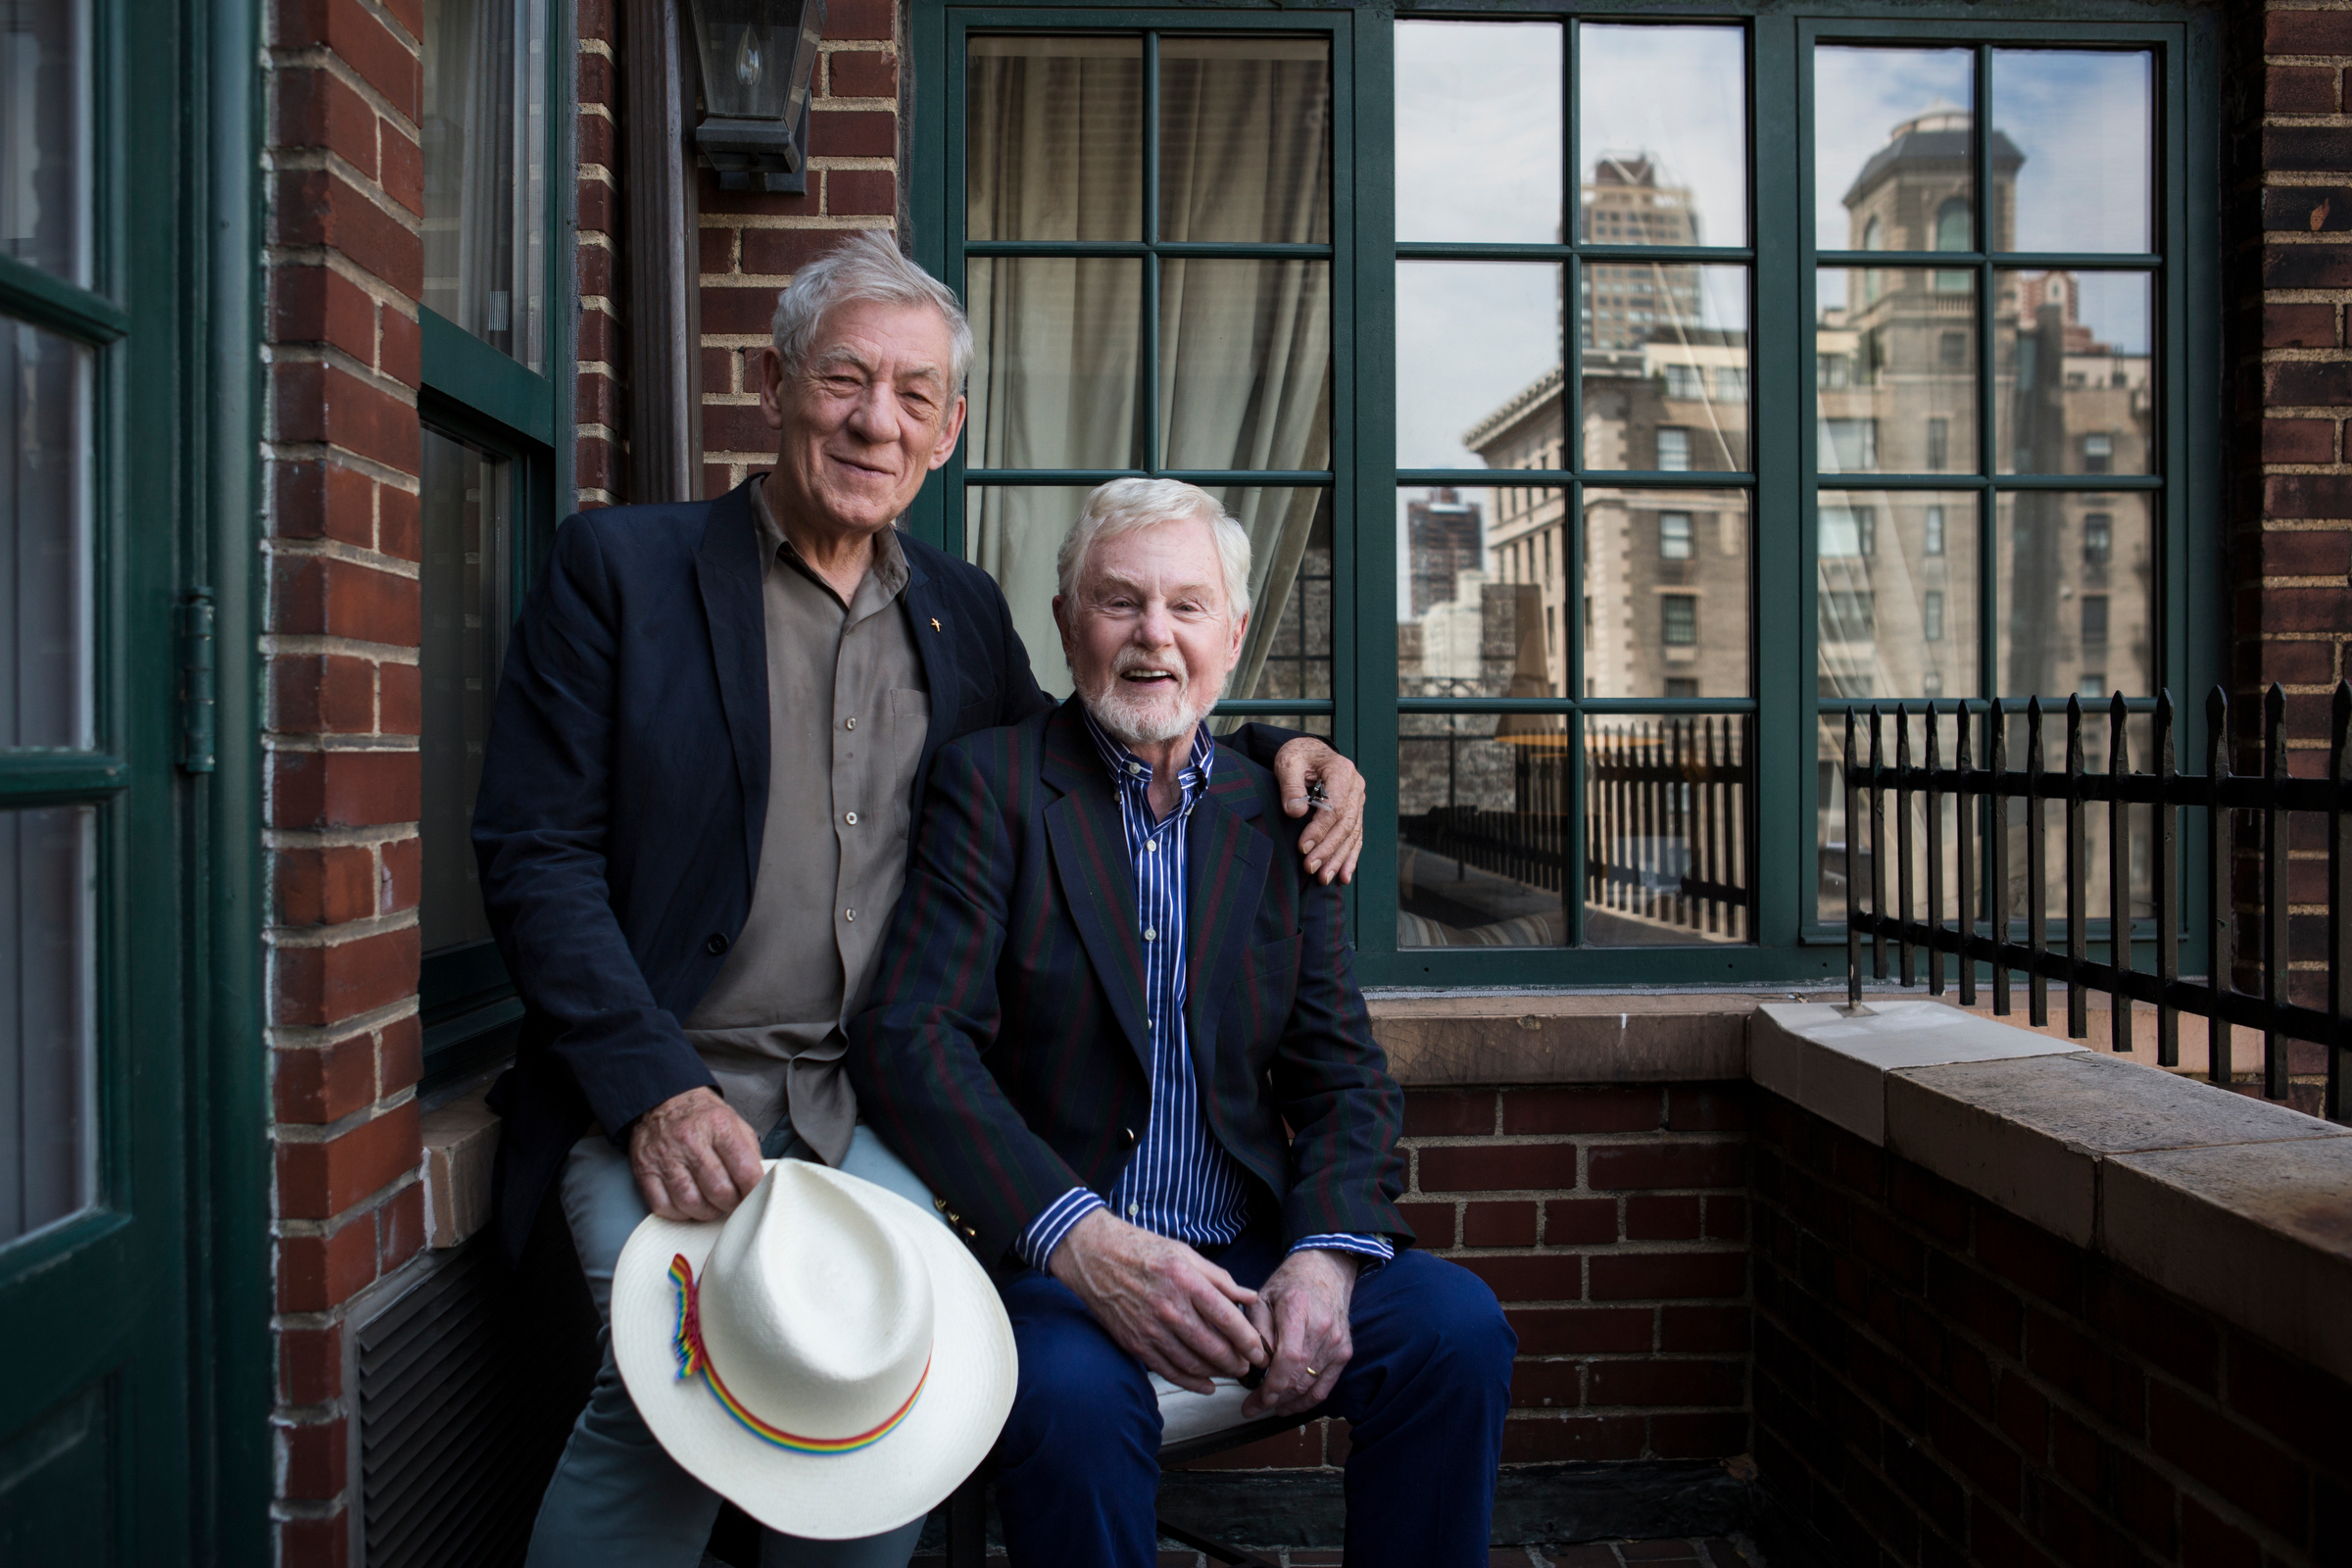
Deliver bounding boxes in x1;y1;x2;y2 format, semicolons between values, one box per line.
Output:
1994;50;2152;255
0;806;93;1247
0;0;91;285
1583;264;1748;470
1220;487;1330;703
422;0;550;369
1585;713;1750;946
1814;47;1974;254
1997;491;2153;700
1817;268;1977;473
1583;488;1750;699
966;486;1083;697
1159;259;1330;472
1396;22;1562;244
1995;270;2152;476
1579;25;1746;249
1397;486;1567;701
419;430;512;955
1396;262;1560;469
0;320;91;749
1815;705;1975;928
967;36;1142;242
1160;37;1329;244
965;258;1143;472
1815;491;1980;701
1398;713;1568;948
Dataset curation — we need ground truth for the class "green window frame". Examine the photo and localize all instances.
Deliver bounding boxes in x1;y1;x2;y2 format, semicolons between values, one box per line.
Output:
908;0;2222;990
416;0;575;1091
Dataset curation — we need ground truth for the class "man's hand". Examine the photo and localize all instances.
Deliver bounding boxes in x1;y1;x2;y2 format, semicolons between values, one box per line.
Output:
1272;738;1365;886
1241;1249;1357;1418
628;1087;765;1222
1048;1209;1268;1394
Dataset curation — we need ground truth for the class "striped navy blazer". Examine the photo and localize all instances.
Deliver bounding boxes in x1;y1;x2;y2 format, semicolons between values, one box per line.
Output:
847;698;1409;1278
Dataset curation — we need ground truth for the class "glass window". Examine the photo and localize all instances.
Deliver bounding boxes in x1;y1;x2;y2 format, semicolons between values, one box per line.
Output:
0;0;91;286
1661;595;1697;646
0;806;93;1246
421;0;550;368
1924;505;1946;556
2081;593;2109;648
1659;512;1693;560
1923;589;1944;642
1;320;92;750
418;430;512;956
1656;427;1690;472
2083;512;2112;564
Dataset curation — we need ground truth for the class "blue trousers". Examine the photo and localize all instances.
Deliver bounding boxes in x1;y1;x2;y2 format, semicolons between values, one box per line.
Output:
522;1120;937;1568
991;1231;1515;1568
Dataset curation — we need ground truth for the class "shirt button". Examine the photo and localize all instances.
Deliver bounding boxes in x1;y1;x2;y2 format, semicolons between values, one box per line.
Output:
844;908;857;922
1144;928;1156;942
844;810;858;825
845;716;858;730
1147;842;1157;854
1123;1127;1138;1146
705;933;730;955
1127;1202;1140;1217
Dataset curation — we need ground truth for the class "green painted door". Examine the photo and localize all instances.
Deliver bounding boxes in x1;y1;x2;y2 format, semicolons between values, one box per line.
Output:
0;0;223;1556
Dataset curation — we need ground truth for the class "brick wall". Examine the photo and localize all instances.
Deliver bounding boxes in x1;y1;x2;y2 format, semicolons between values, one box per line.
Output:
698;0;903;496
578;0;622;507
1177;1084;1753;1475
1751;1089;2350;1566
263;0;431;1559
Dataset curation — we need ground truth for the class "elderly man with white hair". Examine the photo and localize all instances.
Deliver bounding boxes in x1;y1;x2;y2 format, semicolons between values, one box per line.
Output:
473;236;1366;1566
849;479;1515;1568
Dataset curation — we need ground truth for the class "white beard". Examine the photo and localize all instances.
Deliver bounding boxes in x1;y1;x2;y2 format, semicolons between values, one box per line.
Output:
1078;662;1229;748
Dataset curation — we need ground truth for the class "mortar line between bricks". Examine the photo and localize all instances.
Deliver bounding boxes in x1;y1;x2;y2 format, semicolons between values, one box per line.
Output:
271;1172;422;1243
260;443;423;492
268;248;427;317
268;148;426;234
270;1091;419;1148
264;47;424;141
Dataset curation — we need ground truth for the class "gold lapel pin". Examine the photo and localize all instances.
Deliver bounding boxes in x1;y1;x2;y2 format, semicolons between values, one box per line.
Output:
930;617;942;632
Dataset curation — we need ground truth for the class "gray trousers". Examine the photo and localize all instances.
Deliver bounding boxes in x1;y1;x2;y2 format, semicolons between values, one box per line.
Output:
523;1118;941;1568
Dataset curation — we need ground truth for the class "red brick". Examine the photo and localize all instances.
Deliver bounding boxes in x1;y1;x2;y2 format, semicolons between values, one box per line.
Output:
824;0;895;42
277;1210;379;1310
2257;528;2352;578
2263;360;2352;409
1973;1206;2081;1312
378;0;423;37
2224;1330;2352;1478
377;124;424;216
2270;11;2352;55
2263;303;2336;349
274;457;377;548
1403;1089;1494;1137
1588;1252;1744;1301
578;112;614;167
380;1180;425;1271
1499;1414;1642;1463
578;50;613;108
274;66;379;178
1628;1195;1703;1240
1702;1195;1747;1242
272;1031;376;1123
2149;1383;2308;1542
740;229;858;281
377;836;420;919
700;225;737;275
1660;1304;1747;1352
273;923;420;1027
279;1322;344;1404
378;661;421;736
2268;125;2352;172
2271;185;2352;234
2179;1495;2260;1568
1169;1422;1322;1471
1544;1198;1618;1244
578;241;613;299
1927;1394;2022;1512
1586;1360;1743;1408
277;1512;352;1568
1665;1084;1746;1131
706;464;736;499
270;652;377;735
280;1416;348;1500
379;483;420;561
273;555;420;646
2269;65;2338;114
380;305;420;387
2241;582;2352;632
1417;1143;1577;1193
1648;1412;1747;1458
271;264;376;364
271;749;420;829
827;169;898;217
1586;1142;1744;1192
1506;1306;1652;1354
829;49;899;98
273;359;421;472
278;1101;421;1220
270;169;423;297
698;175;816;219
809;109;897;159
1463;1200;1539;1248
1503;1086;1661;1134
1396;1200;1454;1248
705;401;781;456
274;842;377;927
2261;417;2335;465
1509;1359;1583;1410
1458;1253;1584;1302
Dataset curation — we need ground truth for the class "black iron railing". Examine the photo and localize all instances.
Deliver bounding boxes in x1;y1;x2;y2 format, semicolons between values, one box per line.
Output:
1588;716;1750;941
1841;683;2352;1121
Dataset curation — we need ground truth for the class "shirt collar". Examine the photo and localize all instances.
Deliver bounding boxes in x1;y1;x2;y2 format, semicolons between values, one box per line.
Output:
749;474;910;603
1078;705;1215;814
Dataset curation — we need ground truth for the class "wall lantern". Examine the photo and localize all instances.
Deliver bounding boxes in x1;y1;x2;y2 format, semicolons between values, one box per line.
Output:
685;0;826;193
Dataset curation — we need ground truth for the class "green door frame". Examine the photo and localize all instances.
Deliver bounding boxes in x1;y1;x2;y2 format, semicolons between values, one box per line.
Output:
906;0;2223;992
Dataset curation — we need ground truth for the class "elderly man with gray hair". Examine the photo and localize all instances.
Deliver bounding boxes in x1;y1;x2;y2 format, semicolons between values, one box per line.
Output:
473;235;1367;1566
849;479;1514;1568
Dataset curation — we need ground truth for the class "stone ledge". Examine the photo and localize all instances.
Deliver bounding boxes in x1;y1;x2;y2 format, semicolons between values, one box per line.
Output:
1747;1000;2081;1145
1367;991;1756;1086
419;1090;500;1250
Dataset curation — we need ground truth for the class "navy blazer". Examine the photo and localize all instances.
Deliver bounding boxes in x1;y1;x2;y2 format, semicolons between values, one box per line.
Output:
474;479;1306;1259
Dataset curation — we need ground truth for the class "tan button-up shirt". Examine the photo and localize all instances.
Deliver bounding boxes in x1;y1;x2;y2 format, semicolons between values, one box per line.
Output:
682;481;927;1165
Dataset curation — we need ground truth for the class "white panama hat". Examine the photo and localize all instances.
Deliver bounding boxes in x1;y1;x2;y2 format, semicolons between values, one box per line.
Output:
611;1159;1017;1540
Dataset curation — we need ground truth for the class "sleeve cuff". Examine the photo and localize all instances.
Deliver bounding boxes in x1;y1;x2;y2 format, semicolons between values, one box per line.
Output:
1289;1233;1396;1270
1015;1188;1106;1271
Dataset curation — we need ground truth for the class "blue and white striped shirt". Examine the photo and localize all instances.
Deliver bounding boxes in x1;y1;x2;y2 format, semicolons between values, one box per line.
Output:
1014;712;1394;1273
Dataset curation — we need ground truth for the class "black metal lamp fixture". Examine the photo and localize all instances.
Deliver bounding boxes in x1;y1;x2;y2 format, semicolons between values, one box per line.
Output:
685;0;826;193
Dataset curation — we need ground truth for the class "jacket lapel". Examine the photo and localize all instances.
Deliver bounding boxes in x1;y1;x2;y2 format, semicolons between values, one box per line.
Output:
695;482;770;872
898;550;957;805
1039;702;1152;1072
1182;757;1271;1086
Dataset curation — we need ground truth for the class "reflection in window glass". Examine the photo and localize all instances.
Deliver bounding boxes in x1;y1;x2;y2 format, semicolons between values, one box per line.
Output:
1660;595;1697;646
1993;50;2152;255
1161;37;1331;245
1396;487;1564;702
1579;24;1747;249
422;0;549;369
968;486;1085;695
1817;492;1979;702
1396;261;1560;468
1583;265;1749;471
1813;47;1975;254
0;806;93;1247
1158;259;1331;472
1659;513;1692;559
1584;713;1749;946
1397;713;1568;948
1818;268;1977;472
419;430;512;956
0;0;90;285
1583;490;1748;700
1998;491;2153;700
1995;270;2152;475
965;257;1144;473
0;320;91;750
1395;22;1561;245
967;36;1143;242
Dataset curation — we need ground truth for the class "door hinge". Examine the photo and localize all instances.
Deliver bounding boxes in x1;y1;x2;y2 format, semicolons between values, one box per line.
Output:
179;587;216;773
